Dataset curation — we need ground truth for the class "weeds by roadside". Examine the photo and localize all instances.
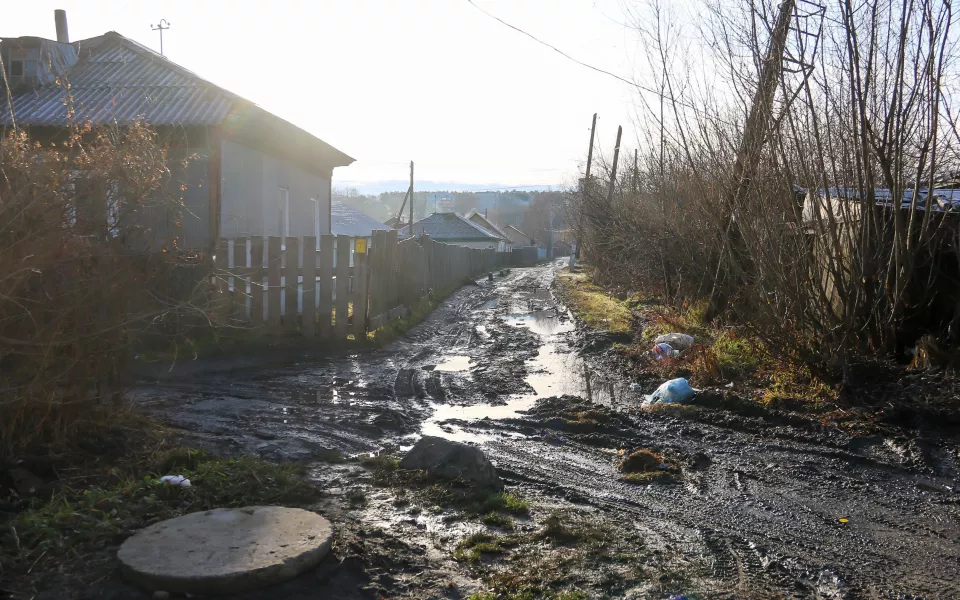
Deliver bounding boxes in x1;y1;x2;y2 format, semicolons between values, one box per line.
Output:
1;420;316;593
361;452;529;518
555;270;632;334
460;510;681;600
556;266;837;413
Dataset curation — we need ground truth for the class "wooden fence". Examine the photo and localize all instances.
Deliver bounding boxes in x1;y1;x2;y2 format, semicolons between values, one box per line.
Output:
213;233;511;339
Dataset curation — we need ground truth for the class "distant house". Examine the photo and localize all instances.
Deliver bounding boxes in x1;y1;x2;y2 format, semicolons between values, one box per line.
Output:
465;210;512;252
398;212;502;250
503;225;534;247
1;11;353;252
331;199;389;250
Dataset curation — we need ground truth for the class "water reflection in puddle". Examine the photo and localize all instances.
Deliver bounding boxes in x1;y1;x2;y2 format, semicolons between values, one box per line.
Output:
505;310;575;336
422;302;632;443
433;355;473;372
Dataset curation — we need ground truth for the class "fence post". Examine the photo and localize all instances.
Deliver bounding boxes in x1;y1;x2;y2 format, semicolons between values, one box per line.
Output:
385;230;398;310
267;236;282;331
302;236;316;337
353;252;369;338
369;231;385;319
284;237;299;334
318;234;334;338
334;235;351;337
214;239;230;322
232;238;248;320
250;236;264;325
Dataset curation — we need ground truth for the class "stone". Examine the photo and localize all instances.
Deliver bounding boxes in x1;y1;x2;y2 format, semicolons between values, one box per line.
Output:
118;506;332;595
399;435;502;489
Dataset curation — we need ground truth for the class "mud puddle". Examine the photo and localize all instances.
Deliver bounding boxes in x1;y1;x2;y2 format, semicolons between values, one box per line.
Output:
131;261;960;599
421;280;637;442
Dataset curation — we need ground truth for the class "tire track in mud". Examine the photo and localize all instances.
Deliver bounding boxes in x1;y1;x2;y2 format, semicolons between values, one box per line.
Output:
140;262;960;599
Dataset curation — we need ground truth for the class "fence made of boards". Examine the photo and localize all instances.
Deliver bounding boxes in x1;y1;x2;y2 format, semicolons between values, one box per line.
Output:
213;231;512;339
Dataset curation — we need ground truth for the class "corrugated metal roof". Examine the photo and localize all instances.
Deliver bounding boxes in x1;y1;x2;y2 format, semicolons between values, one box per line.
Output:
503;225;532;245
2;31;355;167
1;32;239;126
331;200;390;237
398;213;501;240
465;210;510;241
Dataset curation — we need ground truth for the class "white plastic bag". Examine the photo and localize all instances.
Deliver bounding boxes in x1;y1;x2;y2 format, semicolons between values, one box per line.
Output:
646;378;695;404
159;475;192;487
653;342;677;359
655;333;695;350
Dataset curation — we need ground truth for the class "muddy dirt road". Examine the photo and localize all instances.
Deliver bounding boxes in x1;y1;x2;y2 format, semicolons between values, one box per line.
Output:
141;262;960;599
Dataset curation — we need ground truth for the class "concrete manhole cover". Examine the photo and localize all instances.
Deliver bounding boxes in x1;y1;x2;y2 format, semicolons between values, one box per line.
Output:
118;506;332;595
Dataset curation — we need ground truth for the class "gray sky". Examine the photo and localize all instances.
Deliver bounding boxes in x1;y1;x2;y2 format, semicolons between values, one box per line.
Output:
6;1;664;189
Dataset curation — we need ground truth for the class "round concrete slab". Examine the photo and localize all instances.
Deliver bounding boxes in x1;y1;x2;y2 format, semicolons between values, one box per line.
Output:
118;506;332;595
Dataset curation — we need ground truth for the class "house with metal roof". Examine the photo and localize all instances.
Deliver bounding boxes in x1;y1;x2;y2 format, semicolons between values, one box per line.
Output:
465;210;513;252
397;213;504;250
1;11;353;251
502;224;534;247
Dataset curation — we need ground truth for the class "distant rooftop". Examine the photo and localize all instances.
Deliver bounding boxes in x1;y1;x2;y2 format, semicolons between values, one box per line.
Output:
331;200;390;238
398;212;501;241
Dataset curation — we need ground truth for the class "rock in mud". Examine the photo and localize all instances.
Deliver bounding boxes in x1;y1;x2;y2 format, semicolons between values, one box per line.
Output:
400;435;503;490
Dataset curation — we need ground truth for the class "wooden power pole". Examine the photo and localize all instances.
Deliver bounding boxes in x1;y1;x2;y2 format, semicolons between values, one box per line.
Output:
575;113;597;262
409;161;414;234
606;125;622;205
704;0;797;320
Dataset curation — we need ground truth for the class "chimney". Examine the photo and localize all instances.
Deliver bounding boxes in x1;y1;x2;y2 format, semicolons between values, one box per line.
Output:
55;10;69;43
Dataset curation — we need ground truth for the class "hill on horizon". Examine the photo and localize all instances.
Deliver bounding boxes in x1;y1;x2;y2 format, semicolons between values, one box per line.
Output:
332;179;566;195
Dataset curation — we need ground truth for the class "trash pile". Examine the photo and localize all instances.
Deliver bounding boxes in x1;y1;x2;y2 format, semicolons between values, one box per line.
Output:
651;333;694;360
646;377;695;404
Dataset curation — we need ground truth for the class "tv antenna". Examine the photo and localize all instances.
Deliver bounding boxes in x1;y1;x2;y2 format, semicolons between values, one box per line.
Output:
151;19;171;55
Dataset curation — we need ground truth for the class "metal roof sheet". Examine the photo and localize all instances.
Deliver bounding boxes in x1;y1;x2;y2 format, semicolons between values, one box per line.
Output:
1;32;238;126
331;200;390;238
465;210;511;240
503;225;532;245
398;212;502;240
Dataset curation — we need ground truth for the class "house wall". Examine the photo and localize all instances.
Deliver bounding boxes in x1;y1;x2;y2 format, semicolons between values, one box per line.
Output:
126;148;211;251
219;139;331;241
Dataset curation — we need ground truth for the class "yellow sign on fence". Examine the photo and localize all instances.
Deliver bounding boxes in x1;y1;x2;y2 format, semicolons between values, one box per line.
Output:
354;238;367;254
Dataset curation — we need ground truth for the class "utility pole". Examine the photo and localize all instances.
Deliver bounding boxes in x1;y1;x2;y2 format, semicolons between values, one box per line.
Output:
409;161;414;235
704;0;797;321
574;113;597;264
633;148;639;196
606;125;622;205
151;19;170;55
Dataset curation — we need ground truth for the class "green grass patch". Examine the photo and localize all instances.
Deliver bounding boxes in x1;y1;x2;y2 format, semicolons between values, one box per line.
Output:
481;511;515;529
557;270;632;334
538;511;610;547
455;531;522;562
2;448;316;575
711;330;764;377
364;454;530;517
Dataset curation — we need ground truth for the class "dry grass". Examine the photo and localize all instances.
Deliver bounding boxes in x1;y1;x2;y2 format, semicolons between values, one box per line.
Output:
556;269;632;334
1;122;210;457
1;417;315;592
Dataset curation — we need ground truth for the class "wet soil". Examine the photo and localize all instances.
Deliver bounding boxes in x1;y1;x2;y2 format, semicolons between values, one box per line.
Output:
81;263;960;598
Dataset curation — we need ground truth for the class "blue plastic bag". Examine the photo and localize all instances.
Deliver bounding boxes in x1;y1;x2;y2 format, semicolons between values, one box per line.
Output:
647;378;695;404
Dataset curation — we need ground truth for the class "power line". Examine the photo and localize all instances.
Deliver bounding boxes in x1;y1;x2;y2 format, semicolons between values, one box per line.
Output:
464;0;738;128
465;0;637;88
